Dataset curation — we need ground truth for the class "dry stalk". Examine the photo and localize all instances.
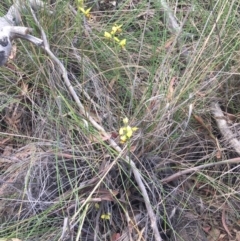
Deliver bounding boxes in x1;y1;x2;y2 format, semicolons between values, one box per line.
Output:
161;157;240;183
30;8;162;241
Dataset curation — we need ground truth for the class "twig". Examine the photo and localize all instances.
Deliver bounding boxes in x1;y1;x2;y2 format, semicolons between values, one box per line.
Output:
161;157;240;183
31;9;162;241
211;102;240;155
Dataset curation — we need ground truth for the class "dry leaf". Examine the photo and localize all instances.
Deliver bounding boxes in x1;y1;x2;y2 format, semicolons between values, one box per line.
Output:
167;77;177;101
130;145;137;152
9;44;17;60
202;225;211;233
230;229;240;241
111;233;121;241
207;228;220;241
235;231;240;241
20;81;29;96
110;1;116;6
218;233;226;240
164;36;175;49
109;76;118;90
0;239;22;241
111;131;118;139
0;137;11;146
215;150;222;159
2;145;13;156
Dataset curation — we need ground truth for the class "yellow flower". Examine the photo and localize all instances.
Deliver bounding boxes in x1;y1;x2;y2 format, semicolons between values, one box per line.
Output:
126;126;133;138
119;118;138;143
123;117;129;124
119;39;126;48
95;203;100;209
113;37;120;43
120;135;127;143
79;7;91;18
101;213;111;220
119;127;124;136
111;24;123;35
104;24;127;49
104;31;112;39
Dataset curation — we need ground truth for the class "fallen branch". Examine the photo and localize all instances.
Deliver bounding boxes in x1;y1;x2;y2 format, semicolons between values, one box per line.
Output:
31;8;162;241
211;102;240;155
0;26;43;66
0;0;46;66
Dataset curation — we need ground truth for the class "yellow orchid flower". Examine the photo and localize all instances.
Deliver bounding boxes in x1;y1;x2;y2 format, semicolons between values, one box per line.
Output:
104;24;127;49
113;37;120;42
111;24;123;35
119;118;138;143
120;135;127;143
104;31;112;39
79;7;91;18
126;126;133;138
123;117;129;124
119;127;124;136
119;39;126;48
95;203;100;209
101;213;111;220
